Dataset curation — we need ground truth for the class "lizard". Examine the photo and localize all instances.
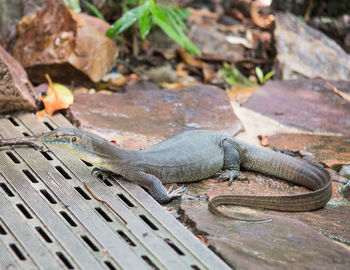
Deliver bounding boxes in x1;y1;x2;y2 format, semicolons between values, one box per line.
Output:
39;128;332;221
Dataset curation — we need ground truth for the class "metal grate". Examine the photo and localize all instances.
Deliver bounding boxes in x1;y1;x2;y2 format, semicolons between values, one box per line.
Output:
0;113;230;270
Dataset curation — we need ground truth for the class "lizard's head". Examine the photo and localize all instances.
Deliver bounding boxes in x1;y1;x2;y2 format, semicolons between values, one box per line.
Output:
39;128;115;165
39;128;100;160
40;128;83;147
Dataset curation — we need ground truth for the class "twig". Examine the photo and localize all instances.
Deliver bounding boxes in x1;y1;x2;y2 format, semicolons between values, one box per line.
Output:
83;181;127;225
0;136;44;151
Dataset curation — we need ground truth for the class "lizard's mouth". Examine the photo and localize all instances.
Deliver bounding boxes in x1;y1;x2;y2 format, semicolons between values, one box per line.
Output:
39;132;70;145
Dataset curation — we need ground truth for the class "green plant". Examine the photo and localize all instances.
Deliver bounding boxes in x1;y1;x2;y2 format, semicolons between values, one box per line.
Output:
106;0;200;55
255;66;275;84
62;0;81;12
221;63;257;89
82;0;105;20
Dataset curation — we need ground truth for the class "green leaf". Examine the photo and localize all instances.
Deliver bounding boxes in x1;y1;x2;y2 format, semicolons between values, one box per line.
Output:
82;0;105;20
139;1;152;39
150;3;200;55
263;70;275;82
106;5;146;37
160;4;187;31
139;11;152;39
255;67;264;84
62;0;81;12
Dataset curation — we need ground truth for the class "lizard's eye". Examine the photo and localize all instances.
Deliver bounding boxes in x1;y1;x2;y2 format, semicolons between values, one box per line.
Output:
70;136;77;143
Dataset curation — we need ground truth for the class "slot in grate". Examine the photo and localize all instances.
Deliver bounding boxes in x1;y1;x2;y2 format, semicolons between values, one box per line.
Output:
0;113;230;270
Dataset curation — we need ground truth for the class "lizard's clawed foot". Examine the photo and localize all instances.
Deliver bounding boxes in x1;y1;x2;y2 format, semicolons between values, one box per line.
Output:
217;170;249;186
167;184;187;201
91;167;113;181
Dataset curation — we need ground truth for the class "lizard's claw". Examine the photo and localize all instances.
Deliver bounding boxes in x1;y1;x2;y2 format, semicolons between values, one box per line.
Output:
91;167;113;181
167;185;187;201
217;170;249;186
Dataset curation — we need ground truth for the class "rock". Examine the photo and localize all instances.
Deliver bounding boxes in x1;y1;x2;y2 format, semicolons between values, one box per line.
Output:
12;0;118;84
267;133;350;169
145;64;178;83
180;202;350;269
189;24;244;61
0;46;38;113
0;0;50;50
68;83;243;149
274;12;350;81
340;165;350;179
242;79;350;136
310;15;350;54
340;180;350;199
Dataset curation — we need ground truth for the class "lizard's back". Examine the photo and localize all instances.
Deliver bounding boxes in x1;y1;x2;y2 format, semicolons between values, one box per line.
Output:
138;130;227;183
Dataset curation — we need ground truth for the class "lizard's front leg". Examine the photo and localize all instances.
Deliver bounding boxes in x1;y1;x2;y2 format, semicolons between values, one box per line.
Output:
124;171;185;203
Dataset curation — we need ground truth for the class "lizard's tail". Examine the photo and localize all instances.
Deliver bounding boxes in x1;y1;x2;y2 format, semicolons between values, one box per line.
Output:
208;144;332;220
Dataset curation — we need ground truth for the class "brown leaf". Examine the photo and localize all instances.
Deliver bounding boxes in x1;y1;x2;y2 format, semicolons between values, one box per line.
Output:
258;135;270;146
327;81;350;102
195;234;209;247
177;48;213;83
250;2;274;30
176;62;189;77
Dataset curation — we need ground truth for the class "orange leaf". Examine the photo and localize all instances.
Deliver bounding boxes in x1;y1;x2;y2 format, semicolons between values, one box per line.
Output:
176;62;189;77
250;2;274;30
36;109;47;118
42;74;74;115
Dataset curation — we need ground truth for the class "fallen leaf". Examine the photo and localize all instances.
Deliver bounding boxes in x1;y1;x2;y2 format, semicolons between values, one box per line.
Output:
226;8;247;24
177;48;213;83
176;62;189;77
110;140;119;146
36;109;47;118
226;35;253;49
41;74;74;115
195;234;209;247
327;81;350;102
161;82;185;89
226;86;260;103
258;134;270;146
250;1;274;30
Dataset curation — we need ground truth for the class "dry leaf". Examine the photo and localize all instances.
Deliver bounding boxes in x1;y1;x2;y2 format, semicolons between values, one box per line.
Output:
177;48;213;83
161;82;185;89
326;81;350;102
258;135;270;146
41;74;74;115
35;109;47;118
250;1;274;30
176;62;189;77
226;86;260;103
195;234;209;247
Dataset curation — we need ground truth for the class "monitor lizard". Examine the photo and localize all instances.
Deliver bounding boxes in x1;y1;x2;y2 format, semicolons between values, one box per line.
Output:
39;128;332;221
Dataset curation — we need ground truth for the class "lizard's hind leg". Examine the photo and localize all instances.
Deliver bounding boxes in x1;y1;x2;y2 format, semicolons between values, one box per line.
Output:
218;139;248;186
124;171;185;203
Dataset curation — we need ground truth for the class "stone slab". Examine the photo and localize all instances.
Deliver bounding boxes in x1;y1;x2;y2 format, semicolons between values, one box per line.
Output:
180;202;350;270
68;84;243;148
275;12;350;81
12;0;118;84
0;45;38;113
243;79;350;136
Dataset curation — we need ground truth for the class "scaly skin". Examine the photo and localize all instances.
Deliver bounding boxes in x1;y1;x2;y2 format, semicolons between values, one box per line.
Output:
40;128;332;221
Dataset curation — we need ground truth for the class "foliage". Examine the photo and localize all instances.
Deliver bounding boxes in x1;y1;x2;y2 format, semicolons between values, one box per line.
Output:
106;0;200;55
255;67;275;84
62;0;81;12
82;0;105;20
221;63;257;89
222;63;274;88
